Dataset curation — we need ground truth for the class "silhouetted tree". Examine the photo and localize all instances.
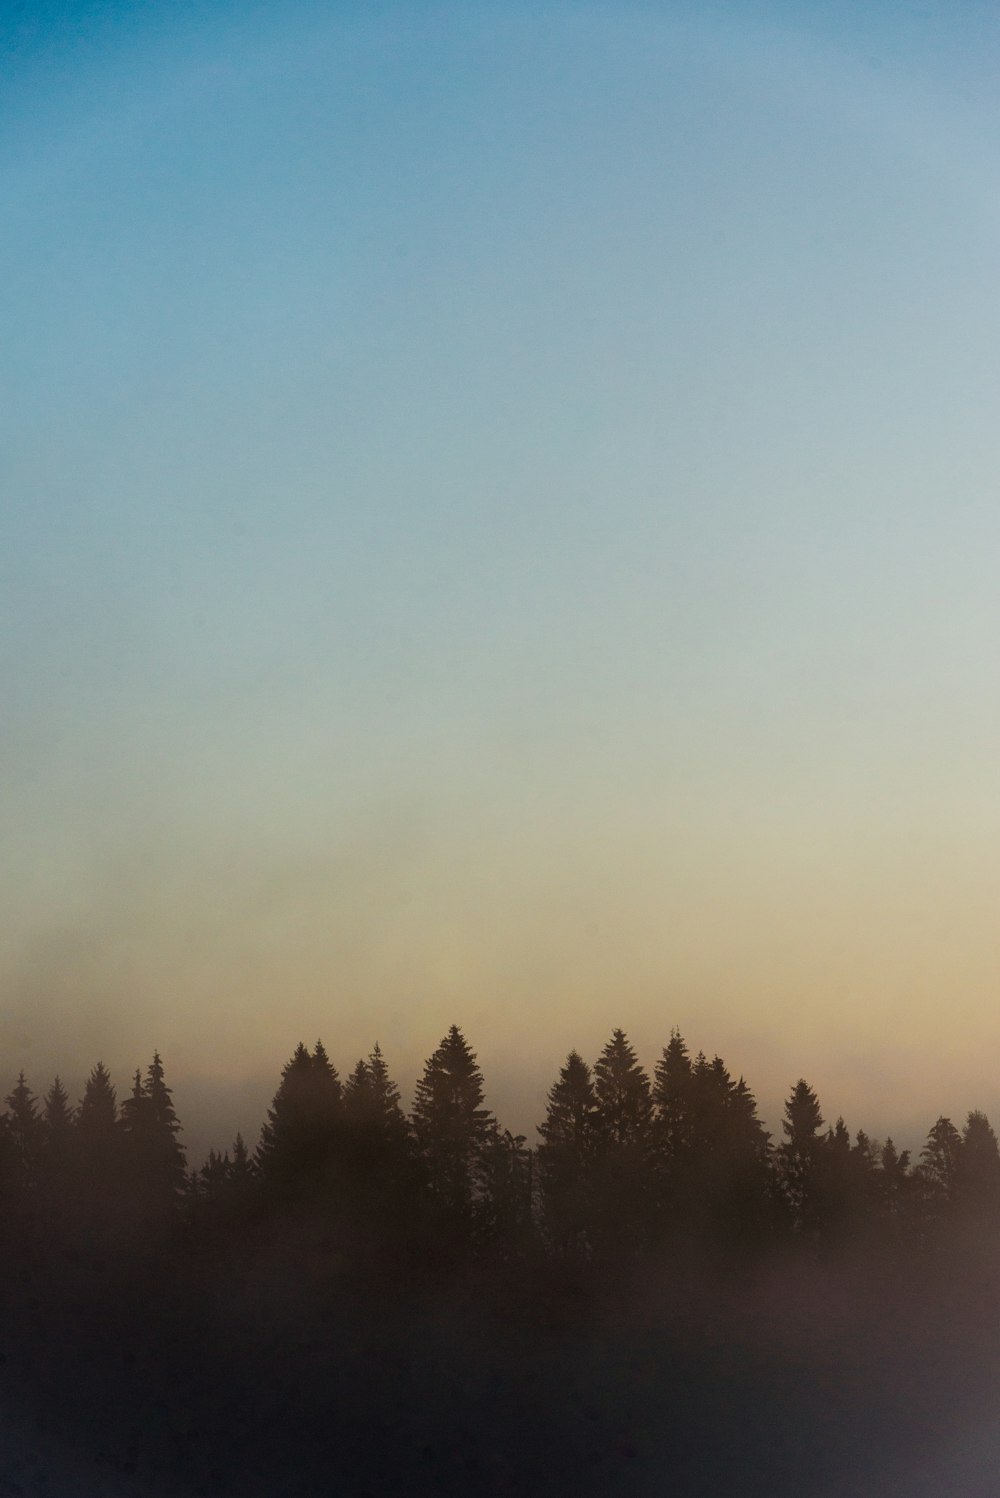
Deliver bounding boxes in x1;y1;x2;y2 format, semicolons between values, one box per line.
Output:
311;1039;344;1115
36;1076;75;1213
230;1131;254;1185
256;1041;344;1203
917;1116;963;1229
191;1130;258;1226
874;1136;912;1247
42;1075;74;1135
652;1039;772;1253
591;1030;653;1252
689;1054;734;1154
778;1079;826;1238
75;1061;122;1223
195;1148;232;1199
958;1110;1000;1217
537;1050;598;1255
344;1044;410;1153
411;1025;493;1229
120;1053;186;1220
5;1072;43;1195
652;1029;695;1163
706;1072;774;1252
78;1061;117;1138
594;1030;653;1151
341;1043;418;1236
257;1042;312;1179
476;1125;534;1255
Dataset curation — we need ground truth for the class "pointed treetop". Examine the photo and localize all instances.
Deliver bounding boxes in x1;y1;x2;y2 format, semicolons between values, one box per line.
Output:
6;1071;39;1127
593;1029;652;1150
782;1080;824;1145
78;1062;118;1135
43;1076;75;1132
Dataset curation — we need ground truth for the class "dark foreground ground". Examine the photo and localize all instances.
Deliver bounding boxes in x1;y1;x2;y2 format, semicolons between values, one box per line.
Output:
3;1227;1000;1497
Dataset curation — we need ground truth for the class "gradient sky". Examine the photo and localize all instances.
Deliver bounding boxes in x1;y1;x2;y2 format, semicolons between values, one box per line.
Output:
3;0;1000;1161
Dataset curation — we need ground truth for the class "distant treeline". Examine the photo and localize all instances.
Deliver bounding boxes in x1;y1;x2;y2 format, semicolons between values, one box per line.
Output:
2;1024;995;1262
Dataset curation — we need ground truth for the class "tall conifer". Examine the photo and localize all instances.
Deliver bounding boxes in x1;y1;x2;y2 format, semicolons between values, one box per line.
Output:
538;1051;598;1253
411;1025;492;1223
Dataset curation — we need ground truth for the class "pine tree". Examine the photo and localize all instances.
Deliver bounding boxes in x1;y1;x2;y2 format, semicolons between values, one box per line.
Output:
476;1125;534;1256
145;1051;187;1197
78;1062;118;1139
256;1041;313;1181
778;1079;826;1238
345;1044;411;1150
537;1051;598;1254
690;1054;735;1157
917;1115;963;1223
591;1030;653;1252
5;1072;43;1191
707;1073;774;1253
878;1137;912;1229
341;1043;417;1229
310;1039;343;1116
848;1129;881;1225
652;1030;695;1161
255;1041;344;1200
818;1116;866;1243
411;1025;493;1225
593;1030;652;1152
37;1077;76;1209
344;1057;372;1115
197;1149;232;1200
958;1110;1000;1216
75;1061;122;1220
43;1076;74;1135
120;1054;186;1218
230;1131;255;1184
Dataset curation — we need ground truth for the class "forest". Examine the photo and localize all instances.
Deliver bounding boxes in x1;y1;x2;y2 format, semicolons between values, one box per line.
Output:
2;1025;999;1496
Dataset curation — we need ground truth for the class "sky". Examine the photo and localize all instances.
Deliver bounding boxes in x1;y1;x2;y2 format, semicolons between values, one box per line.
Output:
3;0;1000;1162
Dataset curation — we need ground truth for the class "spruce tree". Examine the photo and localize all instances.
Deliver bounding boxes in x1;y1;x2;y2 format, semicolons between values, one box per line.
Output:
310;1040;343;1116
76;1061;122;1220
5;1072;43;1191
78;1062;118;1138
707;1073;773;1252
958;1110;1000;1216
537;1051;598;1254
345;1044;411;1151
38;1077;76;1210
144;1051;187;1199
690;1053;735;1157
591;1030;653;1252
120;1054;186;1218
411;1025;493;1225
778;1079;826;1238
342;1043;416;1228
878;1138;912;1231
652;1030;695;1163
256;1041;314;1184
230;1131;254;1184
43;1076;74;1135
593;1030;652;1152
476;1125;534;1255
256;1041;344;1200
917;1115;963;1223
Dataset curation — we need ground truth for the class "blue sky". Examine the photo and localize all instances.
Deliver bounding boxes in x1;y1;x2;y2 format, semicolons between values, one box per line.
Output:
3;1;1000;1156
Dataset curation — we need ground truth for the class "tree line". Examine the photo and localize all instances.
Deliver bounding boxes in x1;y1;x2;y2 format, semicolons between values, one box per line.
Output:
3;1022;997;1265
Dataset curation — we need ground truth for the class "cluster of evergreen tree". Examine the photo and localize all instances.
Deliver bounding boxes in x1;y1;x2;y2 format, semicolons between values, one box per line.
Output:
3;1024;1000;1264
0;1053;185;1238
